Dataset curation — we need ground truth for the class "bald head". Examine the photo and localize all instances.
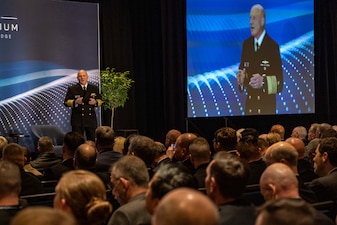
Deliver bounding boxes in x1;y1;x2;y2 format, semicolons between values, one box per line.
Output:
285;137;305;159
174;133;198;161
264;141;298;169
74;143;97;169
152;188;219;225
260;163;299;201
165;129;182;148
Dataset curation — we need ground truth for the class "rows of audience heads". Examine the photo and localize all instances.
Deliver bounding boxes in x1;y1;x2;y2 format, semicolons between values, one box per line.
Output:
1;123;337;225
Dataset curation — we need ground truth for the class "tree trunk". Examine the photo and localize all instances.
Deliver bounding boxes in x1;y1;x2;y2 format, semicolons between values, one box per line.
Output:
110;107;115;129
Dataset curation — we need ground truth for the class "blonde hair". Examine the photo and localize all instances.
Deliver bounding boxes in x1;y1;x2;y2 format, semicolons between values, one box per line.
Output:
57;170;112;225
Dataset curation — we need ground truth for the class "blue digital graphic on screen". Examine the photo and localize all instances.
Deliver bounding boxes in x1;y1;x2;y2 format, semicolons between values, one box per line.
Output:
0;0;99;150
187;0;314;117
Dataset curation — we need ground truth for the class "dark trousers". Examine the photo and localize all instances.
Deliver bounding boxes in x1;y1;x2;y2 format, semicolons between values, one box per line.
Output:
72;126;95;141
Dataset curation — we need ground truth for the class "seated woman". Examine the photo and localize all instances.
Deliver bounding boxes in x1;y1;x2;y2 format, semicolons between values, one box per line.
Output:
53;170;112;225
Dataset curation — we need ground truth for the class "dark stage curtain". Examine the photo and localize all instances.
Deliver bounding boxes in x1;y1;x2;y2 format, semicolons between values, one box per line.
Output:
69;0;337;141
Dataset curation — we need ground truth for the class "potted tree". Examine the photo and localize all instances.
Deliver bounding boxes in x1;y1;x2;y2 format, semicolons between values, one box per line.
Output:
100;67;134;128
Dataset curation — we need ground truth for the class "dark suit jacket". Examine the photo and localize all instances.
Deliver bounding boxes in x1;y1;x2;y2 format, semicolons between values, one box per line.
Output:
247;158;267;185
297;175;318;203
218;198;256;225
194;162;209;188
20;169;43;196
0;205;23;225
239;33;283;115
107;192;151;225
43;158;74;180
298;158;318;182
30;152;61;171
64;83;102;128
96;148;123;174
309;168;337;202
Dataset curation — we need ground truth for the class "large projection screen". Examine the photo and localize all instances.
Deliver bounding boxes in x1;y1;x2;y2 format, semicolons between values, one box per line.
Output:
0;0;99;150
187;0;314;117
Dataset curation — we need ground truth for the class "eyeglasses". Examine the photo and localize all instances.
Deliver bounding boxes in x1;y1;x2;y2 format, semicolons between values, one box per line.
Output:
109;177;121;190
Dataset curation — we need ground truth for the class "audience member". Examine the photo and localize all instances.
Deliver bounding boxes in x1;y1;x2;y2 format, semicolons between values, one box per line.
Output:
22;147;42;178
73;143;110;187
308;123;320;142
205;151;256;225
189;137;211;188
164;129;180;161
128;135;156;178
145;163;197;214
213;127;238;154
10;206;77;225
286;137;318;182
108;155;151;225
265;132;281;146
164;129;181;148
0;135;8;158
255;198;316;225
316;123;332;139
54;170;112;225
43;131;85;180
173;133;198;174
305;138;321;163
264;141;317;203
237;132;266;185
2;143;43;196
320;128;337;138
291;126;308;145
259;163;334;225
309;137;337;216
270;124;285;140
152;188;220;225
152;141;171;172
123;134;139;155
95;126;123;174
0;160;23;225
257;138;269;156
113;136;126;154
29;136;61;171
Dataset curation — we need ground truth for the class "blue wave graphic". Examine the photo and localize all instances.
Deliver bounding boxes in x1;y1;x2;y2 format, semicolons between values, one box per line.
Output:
0;62;100;149
187;32;314;117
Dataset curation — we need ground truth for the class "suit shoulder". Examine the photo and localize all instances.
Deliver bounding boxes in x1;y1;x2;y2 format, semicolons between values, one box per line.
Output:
264;34;279;47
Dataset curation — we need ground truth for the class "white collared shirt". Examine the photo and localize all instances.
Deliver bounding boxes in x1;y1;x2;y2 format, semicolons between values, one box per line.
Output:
255;29;266;51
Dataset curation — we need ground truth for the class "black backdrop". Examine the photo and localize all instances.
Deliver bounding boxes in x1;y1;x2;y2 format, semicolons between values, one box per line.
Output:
68;0;337;143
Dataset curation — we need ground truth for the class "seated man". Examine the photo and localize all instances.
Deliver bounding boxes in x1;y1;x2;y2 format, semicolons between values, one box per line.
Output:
145;163;197;214
0;160;24;225
260;163;334;224
2;143;43;196
152;141;171;172
73;143;110;188
264;141;318;203
189;137;211;188
29;136;61;171
95;126;123;174
309;137;337;220
286;137;318;182
128;135;156;178
43;132;85;180
108;155;152;225
213;127;238;154
256;198;316;225
205;151;256;225
152;188;219;225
